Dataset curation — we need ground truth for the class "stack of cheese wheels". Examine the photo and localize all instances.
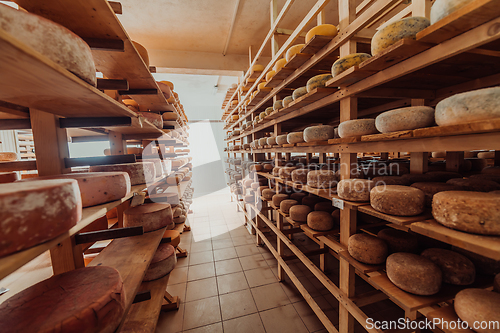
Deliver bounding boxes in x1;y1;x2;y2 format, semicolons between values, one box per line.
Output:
90;162;155;185
143;244;177;281
306;74;333;92
307;211;334;231
377;228;418;253
304;125;335;142
348;233;388;264
0;4;96;85
332;53;371;76
276;134;288;145
287;132;305;144
0;179;82;257
0;152;19;161
285;44;305;62
314;202;335;213
305;24;338;43
0;171;18;184
371;17;430;56
262;189;275;201
124;203;174;232
20;172;131;208
338;179;375;202
454;288;500;331
410;182;460;206
163;230;181;248
421;248;475;285
289;205;311;222
272;193;289;207
292;87;308;100
307;170;337;189
283;95;294;107
375;106;435;133
279;166;297;180
432;191;500;235
280;199;298;214
386;253;442;295
370;185;425;216
291;169;309;184
430;0;474;24
338;119;378;138
0;266;125;333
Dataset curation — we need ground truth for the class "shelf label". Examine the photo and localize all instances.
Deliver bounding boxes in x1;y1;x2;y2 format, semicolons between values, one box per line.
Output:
332;198;344;210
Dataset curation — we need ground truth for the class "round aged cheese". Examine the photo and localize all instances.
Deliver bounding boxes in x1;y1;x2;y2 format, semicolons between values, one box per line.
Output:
162;111;178;121
279;167;297;180
306;74;333;92
370;185;425;216
250;182;260;190
0;152;19;161
304;125;335;142
289;205;311;222
124;203;173;232
477;151;495;159
348;233;388;265
259;138;268;146
435;87;500;126
149;192;179;206
283;95;294;107
273;100;284;111
290;192;307;202
453;247;500;276
272;194;289;207
157;81;172;99
287;132;305;144
454;289;500;333
482;166;500;175
314;201;335;213
306;24;338;43
338;119;378;138
0;171;18;183
265;70;276;82
280;199;298;214
0;5;96;85
307;211;335;231
163;230;181;248
338;179;375;202
372;176;410;186
470;173;500;184
276;134;289;145
0;179;82;257
262;189;276;201
421;248;475;285
307;170;337;189
433;191;500;235
446;178;500;192
243;179;253;188
249;164;263;172
410;182;460;207
387;253;442;295
89;162;155;185
302;195;323;209
375;106;435;133
401;173;437;184
265;107;274;115
0;266;125;333
173;215;186;224
425;171;463;182
286;44;306;62
263;164;274;172
291;169;309;184
371;17;430;56
292;87;308;100
144;244;177;281
377;228;419;253
431;0;474;24
173;206;182;218
251;64;265;72
332;53;371;76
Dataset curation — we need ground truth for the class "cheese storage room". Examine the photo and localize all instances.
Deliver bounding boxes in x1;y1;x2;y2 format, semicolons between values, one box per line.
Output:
0;0;499;332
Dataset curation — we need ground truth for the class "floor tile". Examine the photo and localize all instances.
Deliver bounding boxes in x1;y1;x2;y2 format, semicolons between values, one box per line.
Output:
188;262;215;281
235;244;262;257
190;241;212;253
251;282;290;311
169;266;188;285
259;304;308;333
211;238;233;250
244;266;278;288
216;271;249;294
167;282;187;302
231;235;255;246
183;296;221;331
155;301;184;333
189;251;214;266
214;258;242;276
219;289;258;320
239;254;268;271
222;313;266;333
293;300;331;332
182;322;223;333
185;277;218;302
213;247;237;261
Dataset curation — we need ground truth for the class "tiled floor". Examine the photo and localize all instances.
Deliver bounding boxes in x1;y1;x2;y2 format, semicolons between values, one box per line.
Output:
156;188;403;333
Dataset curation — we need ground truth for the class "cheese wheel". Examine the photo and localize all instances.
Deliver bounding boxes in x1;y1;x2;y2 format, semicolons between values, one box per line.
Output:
302;195;322;209
477;151;495;159
272;167;281;177
0;266;124;333
265;70;276;82
262;189;276;201
446;178;500;192
286;44;306;62
338;179;375;202
290;192;307;202
292;87;308;100
377;228;419;254
287;132;304;144
279;167;297;180
371;17;430;55
432;151;446;158
410;182;460;207
370;185;425;216
273;58;287;72
162;112;178;121
348;233;388;265
0;5;96;85
421;248;475;285
338;119;378;138
124;203;173;232
157;81;172;99
454;289;500;333
173;207;182;218
280;199;298;214
163;230;181;248
0;152;19;161
149;192;179;206
372;176;410;186
291;169;309;184
453;247;500;276
470;173;500;184
314;201;335;213
249;164;263;172
0;179;82;257
435;87;500;126
173;215;186;224
430;0;474;24
266;137;277;146
307;170;337;189
387;253;442;295
306;74;333;92
89;162;155;186
0;171;18;183
482;166;500;175
304;125;335;142
251;64;265;72
433;191;500;235
283;95;294;107
272;193;289;207
331;53;371;77
375;106;435;133
161;80;174;90
307;211;334;231
257;186;269;196
425;171;463;182
276;134;288;145
259;138;268;146
289;205;311;222
273;100;284;111
495;273;500;292
144;244;177;281
306;24;338;43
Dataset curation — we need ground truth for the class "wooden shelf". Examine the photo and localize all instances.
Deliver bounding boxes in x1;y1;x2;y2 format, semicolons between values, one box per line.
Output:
423;305;474;333
357;205;433;226
338;250;384;275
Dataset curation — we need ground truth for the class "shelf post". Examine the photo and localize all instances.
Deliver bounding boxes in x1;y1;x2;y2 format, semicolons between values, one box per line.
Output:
109;130;126;155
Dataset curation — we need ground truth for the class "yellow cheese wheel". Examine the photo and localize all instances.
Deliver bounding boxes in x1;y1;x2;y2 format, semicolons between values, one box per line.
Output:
265;70;276;82
305;24;338;43
232;115;239;120
247;77;256;83
430;0;474;24
286;44;306;62
332;53;372;76
372;17;430;55
132;41;149;67
167;96;176;103
292;87;308;100
162;112;178;121
306;74;333;92
251;64;265;72
160;80;174;90
273;58;287;73
231;100;238;106
122;99;139;108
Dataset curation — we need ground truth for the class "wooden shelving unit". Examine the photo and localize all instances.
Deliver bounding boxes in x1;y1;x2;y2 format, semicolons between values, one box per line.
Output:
224;1;500;332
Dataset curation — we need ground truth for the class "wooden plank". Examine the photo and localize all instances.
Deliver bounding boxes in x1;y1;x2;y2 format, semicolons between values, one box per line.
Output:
338;250;385;274
301;224;340;238
64;154;136;168
326;66;376;87
413;118;500;138
424;305;474;333
416;0;500;44
361;130;413;141
411;219;500;261
284;53;313;69
358;206;432;226
301;35;337;55
0;160;37;172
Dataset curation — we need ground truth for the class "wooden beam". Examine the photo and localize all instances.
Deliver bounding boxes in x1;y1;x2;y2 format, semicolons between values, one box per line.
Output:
64;154;136;168
59;117;131;128
83;38;124;51
0;100;30;118
97;78;129;90
108;1;122;14
0;119;31;130
75;226;143;245
118;89;157;96
0;160;37;172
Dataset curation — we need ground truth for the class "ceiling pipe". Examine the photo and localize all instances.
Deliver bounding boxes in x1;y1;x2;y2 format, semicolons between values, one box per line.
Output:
222;0;241;56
